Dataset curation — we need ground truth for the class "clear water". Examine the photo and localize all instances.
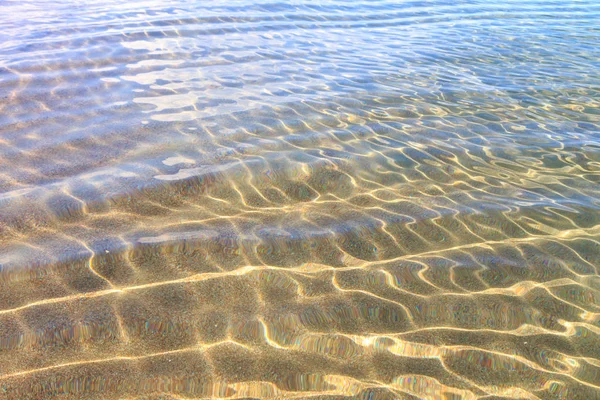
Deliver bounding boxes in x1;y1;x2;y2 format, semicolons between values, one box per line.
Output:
1;0;600;398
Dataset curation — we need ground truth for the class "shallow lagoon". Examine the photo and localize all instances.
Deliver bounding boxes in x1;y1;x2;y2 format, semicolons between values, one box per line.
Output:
1;0;599;398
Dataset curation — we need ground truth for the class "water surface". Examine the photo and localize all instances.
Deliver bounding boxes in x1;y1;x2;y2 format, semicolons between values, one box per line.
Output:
1;0;600;398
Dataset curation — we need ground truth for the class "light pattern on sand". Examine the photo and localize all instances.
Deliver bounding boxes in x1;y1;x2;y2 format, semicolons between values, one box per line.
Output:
1;0;600;398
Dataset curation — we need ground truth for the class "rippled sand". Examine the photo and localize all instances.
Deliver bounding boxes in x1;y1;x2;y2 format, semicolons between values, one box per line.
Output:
1;0;600;398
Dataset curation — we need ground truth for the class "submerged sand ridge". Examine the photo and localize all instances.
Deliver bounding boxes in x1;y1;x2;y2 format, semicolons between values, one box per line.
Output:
1;0;600;398
1;135;600;398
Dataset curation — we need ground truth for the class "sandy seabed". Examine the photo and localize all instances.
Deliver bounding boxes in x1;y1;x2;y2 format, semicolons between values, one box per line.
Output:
1;0;600;398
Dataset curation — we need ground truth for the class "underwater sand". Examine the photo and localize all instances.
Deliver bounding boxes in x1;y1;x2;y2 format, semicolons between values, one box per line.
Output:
1;0;600;398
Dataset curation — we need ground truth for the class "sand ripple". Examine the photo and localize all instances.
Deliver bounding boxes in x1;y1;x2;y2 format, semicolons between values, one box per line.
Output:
1;0;600;398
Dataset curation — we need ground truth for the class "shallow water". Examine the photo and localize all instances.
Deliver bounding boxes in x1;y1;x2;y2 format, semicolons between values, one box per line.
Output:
1;0;600;398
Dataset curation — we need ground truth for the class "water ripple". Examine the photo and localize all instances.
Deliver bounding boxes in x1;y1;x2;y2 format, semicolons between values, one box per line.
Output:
1;0;600;398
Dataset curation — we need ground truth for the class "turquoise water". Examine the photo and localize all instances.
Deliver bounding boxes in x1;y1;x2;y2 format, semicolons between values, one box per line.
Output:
1;0;599;398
